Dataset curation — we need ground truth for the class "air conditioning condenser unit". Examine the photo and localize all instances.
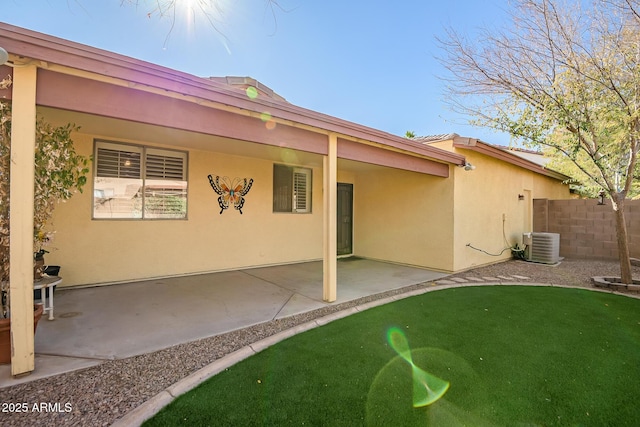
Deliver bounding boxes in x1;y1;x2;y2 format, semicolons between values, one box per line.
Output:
522;232;560;264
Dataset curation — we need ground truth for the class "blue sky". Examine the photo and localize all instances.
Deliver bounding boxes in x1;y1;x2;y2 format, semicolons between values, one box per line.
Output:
4;0;512;145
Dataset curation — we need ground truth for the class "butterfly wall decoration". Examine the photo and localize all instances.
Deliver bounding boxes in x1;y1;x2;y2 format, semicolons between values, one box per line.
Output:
207;174;254;214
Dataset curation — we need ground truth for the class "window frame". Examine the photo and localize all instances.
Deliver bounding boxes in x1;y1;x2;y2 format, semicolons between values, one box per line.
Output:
93;140;189;220
273;164;312;214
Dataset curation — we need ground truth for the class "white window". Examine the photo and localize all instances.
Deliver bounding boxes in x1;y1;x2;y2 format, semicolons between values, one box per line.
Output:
273;164;312;213
93;141;188;219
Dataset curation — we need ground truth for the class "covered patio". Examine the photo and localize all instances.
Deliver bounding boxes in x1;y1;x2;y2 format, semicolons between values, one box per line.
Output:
0;258;447;387
0;23;466;377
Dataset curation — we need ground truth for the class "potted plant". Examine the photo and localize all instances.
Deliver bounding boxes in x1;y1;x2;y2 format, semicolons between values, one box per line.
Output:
0;74;90;363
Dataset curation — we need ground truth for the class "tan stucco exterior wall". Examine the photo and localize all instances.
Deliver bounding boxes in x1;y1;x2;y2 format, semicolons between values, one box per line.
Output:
431;140;570;271
352;165;456;272
337;170;356;185
45;131;570;286
46;132;325;287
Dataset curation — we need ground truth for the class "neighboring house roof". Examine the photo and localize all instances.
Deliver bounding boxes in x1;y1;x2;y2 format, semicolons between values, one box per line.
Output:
208;76;288;102
412;133;459;144
415;133;570;181
491;144;552;167
0;22;465;171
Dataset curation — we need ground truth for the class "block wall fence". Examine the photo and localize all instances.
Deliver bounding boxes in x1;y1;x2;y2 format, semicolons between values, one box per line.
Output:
533;198;640;260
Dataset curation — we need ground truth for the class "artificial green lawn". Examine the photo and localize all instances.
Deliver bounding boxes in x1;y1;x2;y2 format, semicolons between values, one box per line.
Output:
145;286;640;426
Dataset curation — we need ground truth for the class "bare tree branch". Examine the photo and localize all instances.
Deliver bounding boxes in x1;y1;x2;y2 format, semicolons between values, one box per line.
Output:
119;0;286;47
437;0;640;283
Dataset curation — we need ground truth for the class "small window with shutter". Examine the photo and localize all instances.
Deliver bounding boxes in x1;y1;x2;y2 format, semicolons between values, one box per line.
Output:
144;148;187;219
93;141;188;219
273;164;311;213
292;168;311;213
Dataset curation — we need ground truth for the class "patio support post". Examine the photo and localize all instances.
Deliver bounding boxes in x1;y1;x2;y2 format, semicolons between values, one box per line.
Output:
323;133;337;302
9;64;37;376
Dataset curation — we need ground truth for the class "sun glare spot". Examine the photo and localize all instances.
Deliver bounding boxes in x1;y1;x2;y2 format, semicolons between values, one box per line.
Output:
135;0;234;53
161;0;229;39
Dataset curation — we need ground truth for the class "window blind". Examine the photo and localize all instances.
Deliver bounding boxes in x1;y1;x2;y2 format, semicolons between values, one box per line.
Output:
96;148;141;178
273;164;293;212
94;141;187;219
145;151;186;180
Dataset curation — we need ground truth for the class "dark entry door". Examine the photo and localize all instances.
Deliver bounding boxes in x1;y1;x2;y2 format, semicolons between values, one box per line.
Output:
337;183;353;255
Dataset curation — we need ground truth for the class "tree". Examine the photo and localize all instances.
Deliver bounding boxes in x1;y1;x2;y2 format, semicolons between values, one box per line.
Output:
0;75;90;318
438;0;640;284
543;143;640;199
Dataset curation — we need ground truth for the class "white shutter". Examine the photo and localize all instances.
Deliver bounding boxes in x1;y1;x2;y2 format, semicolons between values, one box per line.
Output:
293;168;311;213
145;148;186;180
96;144;141;179
144;149;188;219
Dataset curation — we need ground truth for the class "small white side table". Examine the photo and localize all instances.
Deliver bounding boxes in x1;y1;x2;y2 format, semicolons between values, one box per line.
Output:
34;276;62;320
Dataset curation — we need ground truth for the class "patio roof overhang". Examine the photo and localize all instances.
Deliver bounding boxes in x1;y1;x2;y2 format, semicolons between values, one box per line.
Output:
0;22;466;178
0;22;470;375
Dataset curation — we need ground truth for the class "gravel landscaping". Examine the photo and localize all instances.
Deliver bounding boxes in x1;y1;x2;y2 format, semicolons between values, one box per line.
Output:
1;258;639;426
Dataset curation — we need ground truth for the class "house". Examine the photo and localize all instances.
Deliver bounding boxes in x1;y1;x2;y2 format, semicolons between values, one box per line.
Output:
415;134;570;270
0;23;570;375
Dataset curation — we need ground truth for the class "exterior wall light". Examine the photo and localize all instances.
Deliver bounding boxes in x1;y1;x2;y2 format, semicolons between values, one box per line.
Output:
461;162;475;171
0;47;8;65
518;194;525;200
597;190;606;205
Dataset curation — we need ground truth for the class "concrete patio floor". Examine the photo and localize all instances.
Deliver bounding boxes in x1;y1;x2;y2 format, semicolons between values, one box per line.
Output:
0;258;447;387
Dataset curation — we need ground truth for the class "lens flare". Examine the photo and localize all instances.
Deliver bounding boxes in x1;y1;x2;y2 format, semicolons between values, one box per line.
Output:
246;86;258;99
260;111;271;122
260;111;276;130
387;327;450;407
367;346;490;425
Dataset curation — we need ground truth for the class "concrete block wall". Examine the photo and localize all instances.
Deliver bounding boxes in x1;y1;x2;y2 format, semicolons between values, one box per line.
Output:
533;199;640;260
